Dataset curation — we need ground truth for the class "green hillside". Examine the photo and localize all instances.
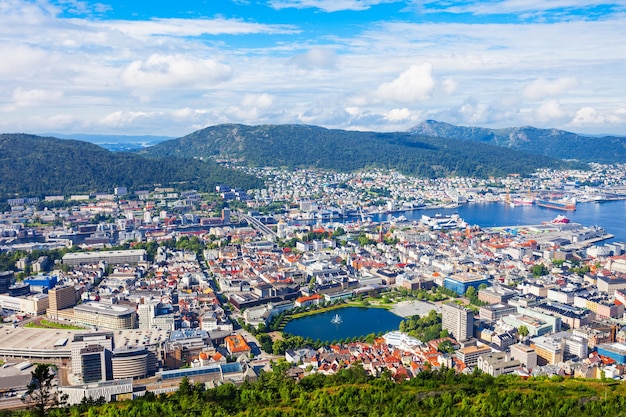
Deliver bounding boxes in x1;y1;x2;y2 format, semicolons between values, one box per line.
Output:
0;133;262;198
409;120;626;163
140;124;581;178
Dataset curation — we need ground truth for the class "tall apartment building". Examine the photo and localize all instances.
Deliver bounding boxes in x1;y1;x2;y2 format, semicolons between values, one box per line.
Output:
48;285;78;318
442;302;474;341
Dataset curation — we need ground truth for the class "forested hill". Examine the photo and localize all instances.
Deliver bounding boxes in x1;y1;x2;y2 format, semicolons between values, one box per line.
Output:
139;124;580;178
409;120;626;163
35;365;626;417
0;134;262;198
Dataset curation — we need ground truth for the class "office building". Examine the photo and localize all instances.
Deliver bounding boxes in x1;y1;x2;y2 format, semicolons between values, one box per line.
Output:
442;302;474;341
71;333;114;382
0;271;14;294
74;302;137;330
510;343;537;369
111;347;153;380
81;345;109;383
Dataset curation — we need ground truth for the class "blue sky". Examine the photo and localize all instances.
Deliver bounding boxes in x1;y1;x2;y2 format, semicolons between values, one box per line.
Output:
1;0;626;136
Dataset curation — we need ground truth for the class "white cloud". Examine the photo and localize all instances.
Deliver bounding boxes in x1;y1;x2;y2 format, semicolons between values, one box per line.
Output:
0;45;49;78
11;87;63;108
289;48;338;70
523;78;579;100
241;94;276;109
101;18;298;39
120;54;232;90
534;100;569;123
410;0;625;17
384;108;413;122
374;63;435;104
441;78;458;95
571;107;626;125
269;0;401;12
99;111;157;127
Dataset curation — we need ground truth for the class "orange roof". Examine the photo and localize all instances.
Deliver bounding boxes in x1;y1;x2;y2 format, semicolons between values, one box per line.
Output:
296;294;323;303
225;334;251;354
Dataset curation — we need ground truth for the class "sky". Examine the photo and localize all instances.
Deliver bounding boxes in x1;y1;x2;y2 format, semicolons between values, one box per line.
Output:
1;0;626;137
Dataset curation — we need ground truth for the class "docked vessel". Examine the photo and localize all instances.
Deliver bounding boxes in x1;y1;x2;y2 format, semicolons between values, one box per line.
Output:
535;198;576;211
512;198;534;206
551;215;570;224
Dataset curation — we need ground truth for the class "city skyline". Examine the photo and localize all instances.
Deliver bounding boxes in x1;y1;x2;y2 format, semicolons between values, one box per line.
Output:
1;0;625;136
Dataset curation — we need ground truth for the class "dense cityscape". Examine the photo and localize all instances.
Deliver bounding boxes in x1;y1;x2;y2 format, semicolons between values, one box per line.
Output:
0;162;626;413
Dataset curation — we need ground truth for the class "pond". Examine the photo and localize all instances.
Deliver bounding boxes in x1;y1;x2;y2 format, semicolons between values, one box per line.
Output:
282;306;403;342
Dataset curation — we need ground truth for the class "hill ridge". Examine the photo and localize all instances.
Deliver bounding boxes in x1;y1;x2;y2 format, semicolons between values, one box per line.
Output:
140;123;578;178
409;120;626;163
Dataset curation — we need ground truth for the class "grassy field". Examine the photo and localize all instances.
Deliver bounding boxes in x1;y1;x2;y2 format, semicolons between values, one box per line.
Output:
25;319;87;330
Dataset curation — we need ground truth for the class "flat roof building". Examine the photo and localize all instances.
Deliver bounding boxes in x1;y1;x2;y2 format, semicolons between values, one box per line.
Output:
62;249;147;266
74;302;137;330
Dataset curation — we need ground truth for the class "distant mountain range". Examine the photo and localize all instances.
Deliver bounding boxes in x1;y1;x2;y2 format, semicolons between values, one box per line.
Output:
45;133;173;152
139;123;578;178
408;120;626;163
1;122;600;202
0;134;261;199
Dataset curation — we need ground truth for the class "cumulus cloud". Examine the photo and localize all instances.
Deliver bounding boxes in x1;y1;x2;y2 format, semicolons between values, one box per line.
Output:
571;107;626;125
12;87;63;108
523;77;579;100
289;48;337;70
384;108;413;122
0;45;49;78
374;63;435;104
120;54;232;90
223;94;280;122
99;110;157;128
269;0;401;12
241;94;276;109
441;78;458;95
534;100;569;123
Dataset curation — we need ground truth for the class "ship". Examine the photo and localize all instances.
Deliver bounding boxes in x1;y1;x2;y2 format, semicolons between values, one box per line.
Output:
511;197;534;206
535;198;576;211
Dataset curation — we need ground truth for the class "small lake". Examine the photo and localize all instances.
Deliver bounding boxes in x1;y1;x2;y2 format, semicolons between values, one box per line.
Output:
282;307;403;342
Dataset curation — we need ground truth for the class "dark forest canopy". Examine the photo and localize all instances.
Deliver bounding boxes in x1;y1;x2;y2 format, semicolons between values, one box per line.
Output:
0;134;262;199
140;123;583;178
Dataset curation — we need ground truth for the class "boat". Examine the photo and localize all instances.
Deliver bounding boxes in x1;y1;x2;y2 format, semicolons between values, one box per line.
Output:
535;198;576;211
551;215;570;224
512;197;534;206
330;313;342;324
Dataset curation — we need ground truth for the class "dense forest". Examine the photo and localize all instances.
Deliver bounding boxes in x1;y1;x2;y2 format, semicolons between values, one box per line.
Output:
0;134;262;198
140;124;582;178
10;365;626;417
409;120;626;164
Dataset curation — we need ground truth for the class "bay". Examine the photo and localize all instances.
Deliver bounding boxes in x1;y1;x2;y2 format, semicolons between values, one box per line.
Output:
283;307;403;342
369;200;626;242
